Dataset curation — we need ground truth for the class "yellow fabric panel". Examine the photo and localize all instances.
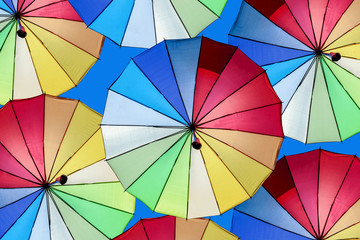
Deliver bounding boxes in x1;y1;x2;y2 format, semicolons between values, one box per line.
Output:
175;218;209;240
198;131;272;196
49;102;102;181
324;24;360;53
22;23;75;95
44;95;78;180
23;19;98;85
53;128;105;180
324;43;360;60
202;220;239;240
199;129;281;169
199;134;250;213
325;200;360;239
24;17;103;58
323;0;360;49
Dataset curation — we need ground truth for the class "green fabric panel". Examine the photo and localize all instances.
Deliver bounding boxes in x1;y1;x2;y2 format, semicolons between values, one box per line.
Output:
0;20;14;49
53;182;135;213
52;189;133;238
0;22;16;104
154;134;191;218
199;0;227;16
307;59;341;143
321;57;360;140
50;192;109;240
171;0;218;37
323;57;360;108
127;132;190;210
107;130;186;189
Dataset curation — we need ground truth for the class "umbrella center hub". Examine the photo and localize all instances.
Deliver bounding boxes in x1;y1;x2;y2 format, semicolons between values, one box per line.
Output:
314;49;323;55
14;12;21;20
42;182;50;189
189;124;196;131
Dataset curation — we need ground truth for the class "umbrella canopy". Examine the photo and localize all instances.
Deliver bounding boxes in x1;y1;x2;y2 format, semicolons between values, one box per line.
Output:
101;36;284;219
114;215;239;240
68;0;228;48
232;149;360;240
229;0;360;143
0;95;135;239
0;0;104;105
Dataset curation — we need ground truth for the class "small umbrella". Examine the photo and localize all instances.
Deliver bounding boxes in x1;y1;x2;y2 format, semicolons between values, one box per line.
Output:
101;37;284;219
232;149;360;240
0;95;135;239
229;0;360;143
114;215;239;240
0;0;104;105
68;0;228;48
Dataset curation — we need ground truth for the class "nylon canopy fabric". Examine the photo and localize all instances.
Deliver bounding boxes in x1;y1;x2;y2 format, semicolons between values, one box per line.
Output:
102;37;284;219
232;149;360;240
68;0;228;48
0;95;135;240
114;215;239;240
0;0;104;105
229;0;360;143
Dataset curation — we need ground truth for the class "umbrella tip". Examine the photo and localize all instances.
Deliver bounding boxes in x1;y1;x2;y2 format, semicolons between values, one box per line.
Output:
191;138;202;150
59;174;68;185
330;52;341;61
17;26;27;38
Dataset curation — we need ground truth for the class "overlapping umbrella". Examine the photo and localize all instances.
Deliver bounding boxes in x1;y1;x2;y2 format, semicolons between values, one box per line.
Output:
0;0;104;105
232;149;360;240
101;36;284;219
229;0;360;143
68;0;228;48
0;95;135;239
114;215;239;240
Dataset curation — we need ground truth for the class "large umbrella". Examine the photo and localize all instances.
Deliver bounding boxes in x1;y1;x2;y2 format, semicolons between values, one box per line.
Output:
0;95;135;239
0;0;104;105
101;36;284;219
114;215;239;240
229;0;360;143
68;0;228;48
232;149;360;240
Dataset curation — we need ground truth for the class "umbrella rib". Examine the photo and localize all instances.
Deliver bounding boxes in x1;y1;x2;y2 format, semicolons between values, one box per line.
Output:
199;218;211;239
100;123;186;129
325;41;360;53
193;46;238;123
168;0;191;38
9;100;45;182
0;1;15;14
22;0;71;17
306;0;318;48
140;219;151;240
316;148;321;237
317;0;331;49
151;0;158;45
319;155;356;238
0;168;41;187
0;19;16;52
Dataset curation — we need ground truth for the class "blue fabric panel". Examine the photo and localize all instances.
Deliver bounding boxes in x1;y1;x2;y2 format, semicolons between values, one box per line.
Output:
0;189;42;238
1;192;44;240
68;0;112;25
263;55;314;85
134;41;190;124
228;36;313;66
110;60;188;125
0;188;40;208
0;0;13;13
231;210;314;240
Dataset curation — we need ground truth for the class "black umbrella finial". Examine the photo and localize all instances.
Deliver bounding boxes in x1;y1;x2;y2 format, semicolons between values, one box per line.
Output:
59;174;68;185
17;26;27;38
191;137;202;150
330;52;341;61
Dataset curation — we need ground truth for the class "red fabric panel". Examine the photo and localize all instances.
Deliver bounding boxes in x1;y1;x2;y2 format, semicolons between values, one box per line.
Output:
12;95;45;180
196;49;264;122
199;103;283;137
308;0;328;46
0;170;40;188
114;221;148;240
318;150;354;233
143;215;175;240
193;38;236;123
286;149;320;235
22;0;82;21
324;157;360;235
245;0;285;17
0;103;41;180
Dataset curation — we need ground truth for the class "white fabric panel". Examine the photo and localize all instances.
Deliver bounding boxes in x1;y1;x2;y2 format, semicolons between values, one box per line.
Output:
153;0;188;43
13;36;42;99
0;188;39;207
188;146;220;218
282;60;316;142
121;0;156;48
101;125;184;158
66;160;119;184
48;195;73;240
30;196;50;240
335;56;360;78
102;90;184;127
274;59;314;111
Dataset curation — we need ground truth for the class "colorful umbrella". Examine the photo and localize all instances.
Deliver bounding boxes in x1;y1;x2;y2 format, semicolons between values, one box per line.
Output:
68;0;228;48
114;215;239;240
229;0;360;143
101;36;284;219
232;149;360;240
0;95;135;239
0;0;104;105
